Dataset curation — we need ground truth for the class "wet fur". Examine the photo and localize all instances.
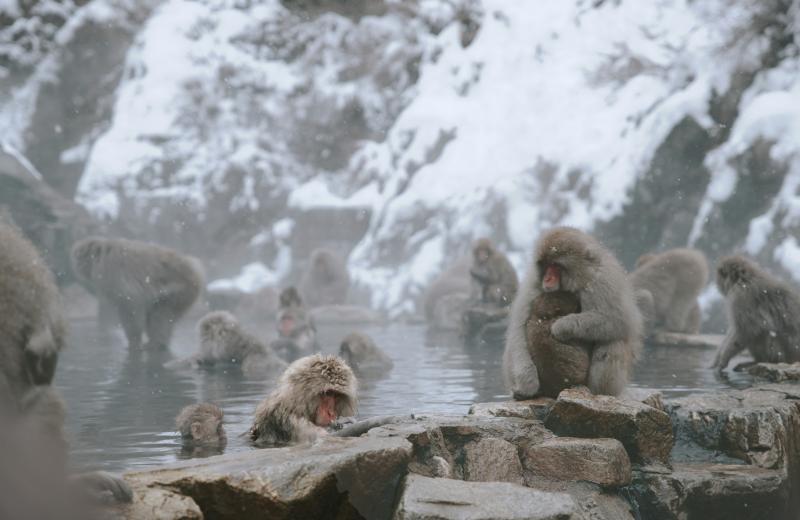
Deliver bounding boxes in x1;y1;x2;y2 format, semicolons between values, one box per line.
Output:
504;227;643;398
712;255;800;370
339;332;393;375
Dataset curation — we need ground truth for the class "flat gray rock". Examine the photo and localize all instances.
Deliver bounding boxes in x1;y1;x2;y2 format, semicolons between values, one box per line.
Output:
393;474;585;520
522;437;631;488
748;362;800;382
649;332;724;348
468;398;554;421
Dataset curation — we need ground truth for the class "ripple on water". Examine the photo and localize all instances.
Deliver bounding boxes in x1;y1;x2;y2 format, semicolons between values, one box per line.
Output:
56;319;751;473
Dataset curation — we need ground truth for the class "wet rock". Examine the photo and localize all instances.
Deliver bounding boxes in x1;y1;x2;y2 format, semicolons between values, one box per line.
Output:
468;398;554;421
121;436;411;520
545;387;674;464
628;463;790;520
621;388;665;411
310;304;384;324
748;362;800;383
118;485;202;520
463;437;525;484
393;474;585;520
522;437;632;488
648;332;724;349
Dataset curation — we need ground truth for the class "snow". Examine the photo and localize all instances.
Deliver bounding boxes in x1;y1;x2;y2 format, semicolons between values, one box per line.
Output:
207;262;278;293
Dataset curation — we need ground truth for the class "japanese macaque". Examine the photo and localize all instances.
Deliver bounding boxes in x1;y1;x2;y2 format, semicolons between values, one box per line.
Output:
469;238;519;306
0;222;131;516
630;248;708;334
71;237;204;349
165;311;286;374
249;354;357;447
272;286;319;362
423;255;471;330
711;255;800;372
504;227;643;398
339;332;393;376
525;291;591;397
175;403;226;456
299;248;350;307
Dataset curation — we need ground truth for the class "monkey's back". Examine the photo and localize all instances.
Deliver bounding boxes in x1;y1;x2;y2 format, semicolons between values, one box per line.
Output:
525;291;590;397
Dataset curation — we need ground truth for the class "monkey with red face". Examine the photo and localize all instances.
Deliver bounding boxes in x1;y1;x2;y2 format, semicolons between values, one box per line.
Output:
504;227;642;398
272;286;319;362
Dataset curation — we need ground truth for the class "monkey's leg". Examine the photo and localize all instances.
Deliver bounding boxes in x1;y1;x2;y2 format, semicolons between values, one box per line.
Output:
144;301;179;349
665;292;696;333
684;303;702;334
116;302;145;349
587;341;628;396
710;334;745;372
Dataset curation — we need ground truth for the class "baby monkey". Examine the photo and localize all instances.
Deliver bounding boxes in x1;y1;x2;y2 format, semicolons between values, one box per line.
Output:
525;291;591;397
175;403;226;457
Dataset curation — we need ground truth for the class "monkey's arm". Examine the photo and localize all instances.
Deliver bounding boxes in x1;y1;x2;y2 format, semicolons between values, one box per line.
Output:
710;333;745;372
551;311;625;344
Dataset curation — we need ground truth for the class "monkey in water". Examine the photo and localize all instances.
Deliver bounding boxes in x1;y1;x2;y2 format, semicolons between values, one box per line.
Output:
165;311;286;374
469;238;519;306
272;286;319;362
504;227;642;398
175;403;226;457
249;354;357;447
71;237;204;349
711;255;800;372
299;248;350;307
630;248;708;334
339;332;393;376
525;291;591;397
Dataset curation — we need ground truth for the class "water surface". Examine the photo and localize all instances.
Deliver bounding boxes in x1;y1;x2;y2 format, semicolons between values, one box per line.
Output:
56;318;752;473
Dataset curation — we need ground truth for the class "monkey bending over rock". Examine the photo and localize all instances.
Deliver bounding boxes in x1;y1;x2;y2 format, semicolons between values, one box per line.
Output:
504;227;642;398
71;237;204;349
630;248;708;334
712;255;800;372
525;291;591;397
249;354;357;447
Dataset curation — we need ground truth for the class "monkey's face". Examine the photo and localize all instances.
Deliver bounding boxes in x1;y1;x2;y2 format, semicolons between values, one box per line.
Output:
315;393;338;427
541;263;562;292
279;314;296;337
189;417;225;446
716;256;753;295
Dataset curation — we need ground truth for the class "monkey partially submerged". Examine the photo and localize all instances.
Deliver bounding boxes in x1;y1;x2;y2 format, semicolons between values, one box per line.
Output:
300;249;350;307
712;255;800;372
166;311;286;374
272;286;319;361
504;227;642;398
249;354;357;447
71;237;204;349
525;291;591;397
339;332;393;376
175;403;226;457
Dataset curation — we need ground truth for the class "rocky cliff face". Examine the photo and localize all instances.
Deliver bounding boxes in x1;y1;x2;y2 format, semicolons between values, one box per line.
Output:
2;0;798;318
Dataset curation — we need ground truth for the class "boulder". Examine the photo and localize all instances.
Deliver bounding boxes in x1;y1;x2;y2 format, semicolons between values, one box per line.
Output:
628;463;790;520
544;387;674;464
120;436;412;520
462;437;525;484
748;362;800;383
393;474;586;520
468;398;554;421
118;485;202;520
522;437;632;488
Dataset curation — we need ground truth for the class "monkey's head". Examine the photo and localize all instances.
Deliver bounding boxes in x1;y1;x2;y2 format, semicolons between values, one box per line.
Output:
535;227;599;293
198;311;239;344
280;354;357;425
635;253;656;269
338;332;373;370
279;286;303;309
531;291;581;320
716;255;758;295
70;236;112;282
472;238;495;265
175;403;226;447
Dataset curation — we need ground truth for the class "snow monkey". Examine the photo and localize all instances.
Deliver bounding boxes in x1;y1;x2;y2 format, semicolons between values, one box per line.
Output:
299;248;350;307
0;222;132;515
339;331;394;376
630;248;708;334
525;291;591;397
712;255;800;372
249;354;357;447
504;227;643;398
166;311;287;374
71;237;204;349
469;238;519;306
272;286;319;361
175;403;226;456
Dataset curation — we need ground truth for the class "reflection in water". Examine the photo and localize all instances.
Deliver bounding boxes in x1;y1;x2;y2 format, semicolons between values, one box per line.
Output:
57;319;751;473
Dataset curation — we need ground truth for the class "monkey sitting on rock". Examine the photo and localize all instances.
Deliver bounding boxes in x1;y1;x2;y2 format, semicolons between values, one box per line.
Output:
175;403;226;457
249;354;357;447
712;255;800;372
525;291;591;397
165;311;286;375
71;236;204;349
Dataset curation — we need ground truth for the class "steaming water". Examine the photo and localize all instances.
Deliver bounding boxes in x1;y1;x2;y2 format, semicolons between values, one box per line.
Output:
56;318;752;473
